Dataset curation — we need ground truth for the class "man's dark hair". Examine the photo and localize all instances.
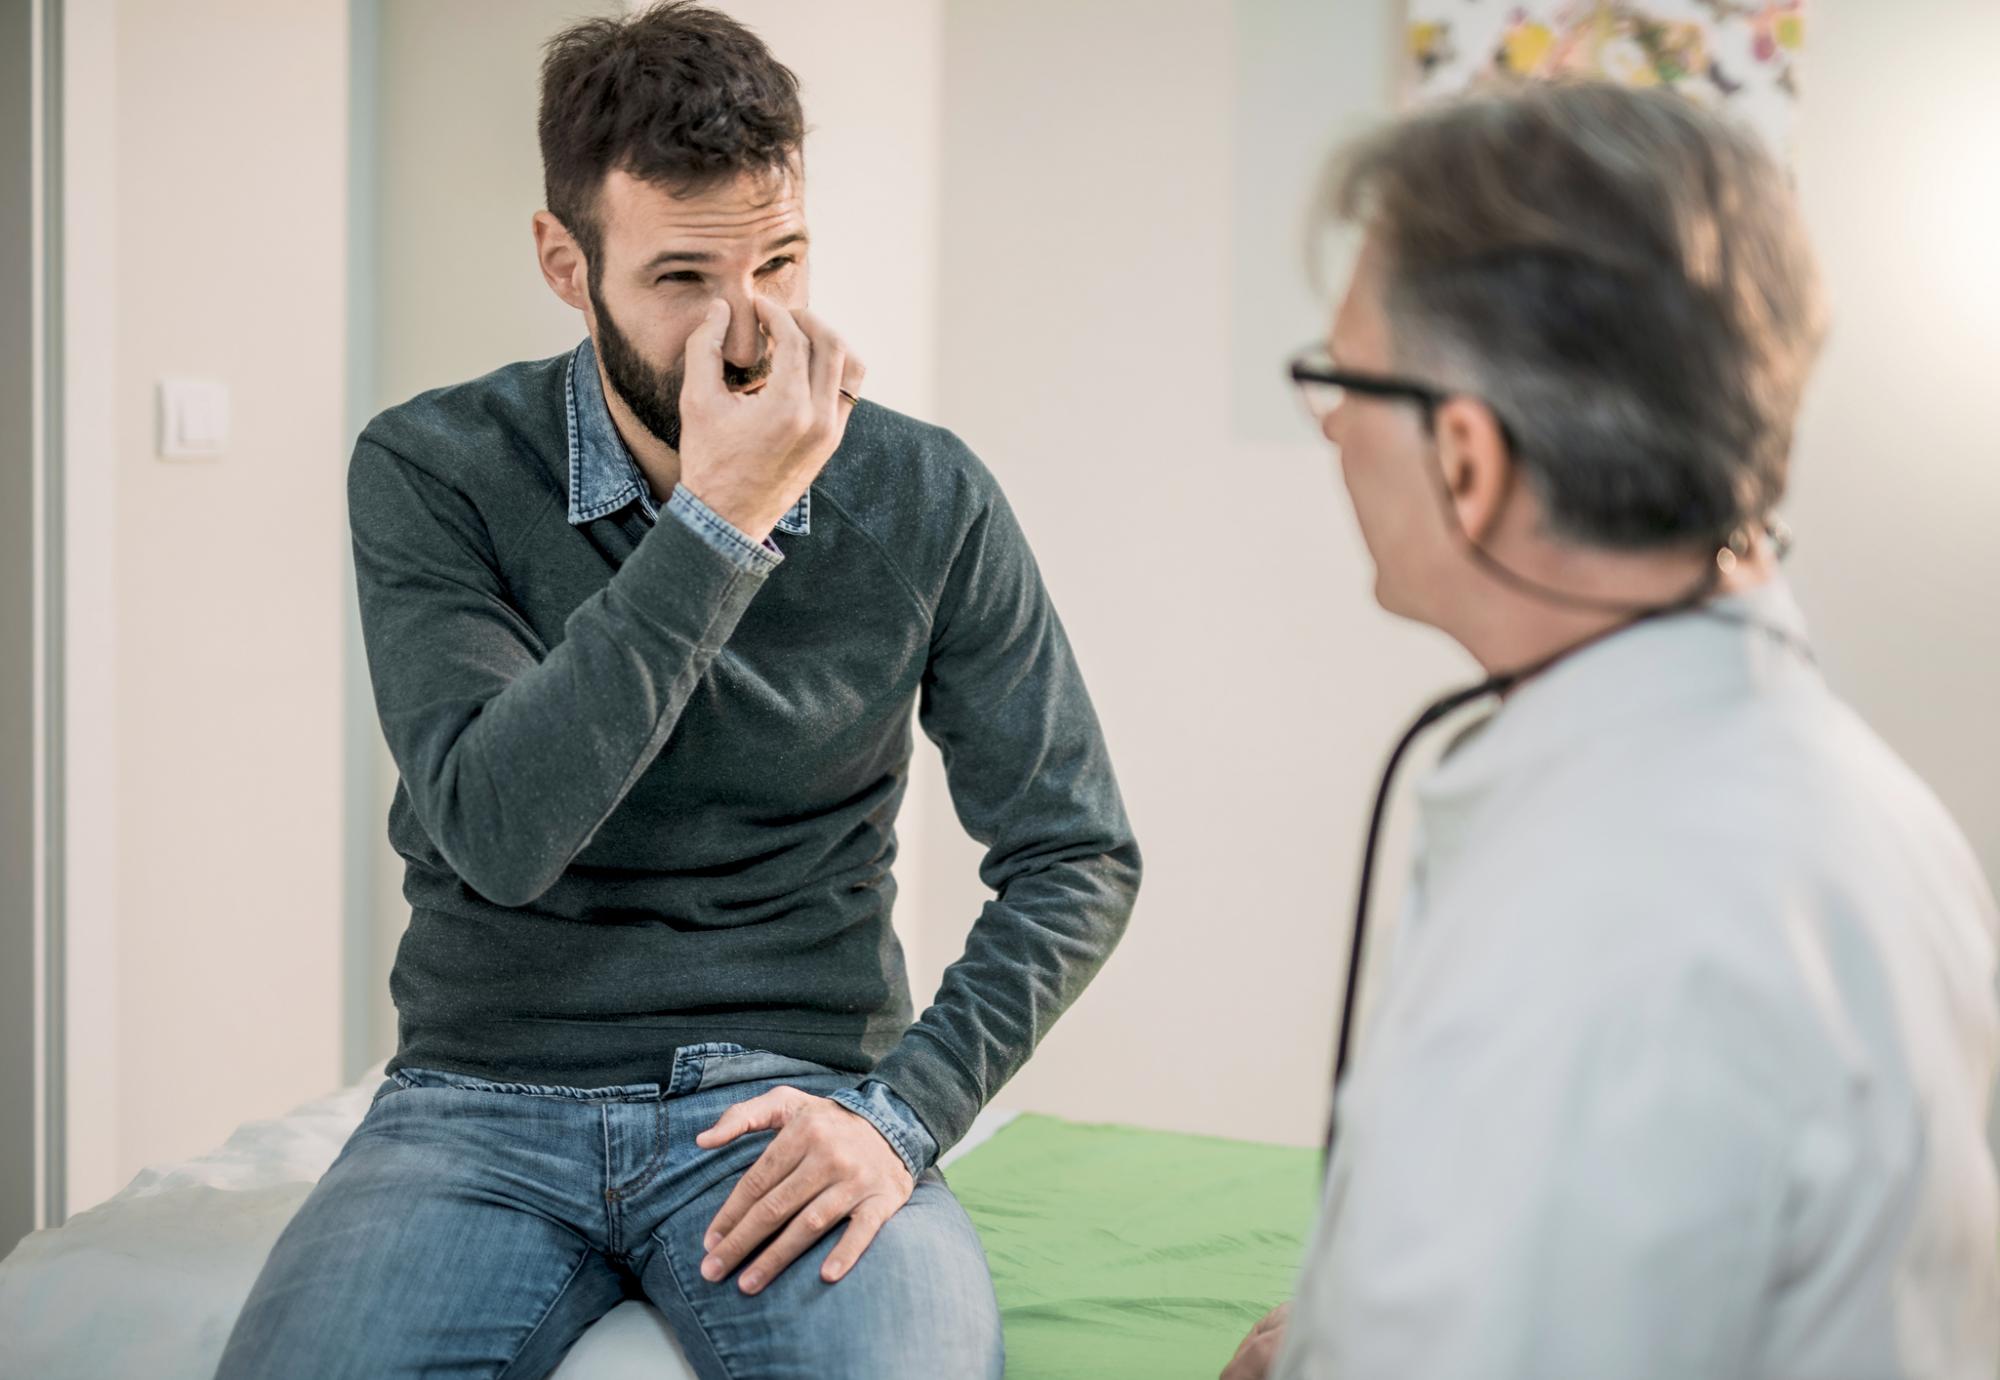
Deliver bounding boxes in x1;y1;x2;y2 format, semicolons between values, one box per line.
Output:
1321;81;1827;551
539;2;804;280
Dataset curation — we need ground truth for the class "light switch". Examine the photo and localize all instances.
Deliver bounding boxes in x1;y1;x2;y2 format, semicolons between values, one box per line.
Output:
158;378;230;459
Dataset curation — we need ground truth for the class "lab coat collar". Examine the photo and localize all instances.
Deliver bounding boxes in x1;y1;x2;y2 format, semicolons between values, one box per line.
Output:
1414;577;1819;858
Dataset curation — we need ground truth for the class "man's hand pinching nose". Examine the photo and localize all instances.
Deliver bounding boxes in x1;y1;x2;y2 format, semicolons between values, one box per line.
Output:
675;296;865;545
695;1085;915;1294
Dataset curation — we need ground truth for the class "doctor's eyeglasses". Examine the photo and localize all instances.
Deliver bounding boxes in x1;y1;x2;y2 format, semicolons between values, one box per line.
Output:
1286;349;1448;428
1287;347;1526;460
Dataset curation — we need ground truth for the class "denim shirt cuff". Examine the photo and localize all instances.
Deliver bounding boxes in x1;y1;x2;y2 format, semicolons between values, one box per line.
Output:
664;486;785;575
829;1080;939;1177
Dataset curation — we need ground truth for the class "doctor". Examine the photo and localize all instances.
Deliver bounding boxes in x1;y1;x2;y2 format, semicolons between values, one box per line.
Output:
1228;81;2000;1380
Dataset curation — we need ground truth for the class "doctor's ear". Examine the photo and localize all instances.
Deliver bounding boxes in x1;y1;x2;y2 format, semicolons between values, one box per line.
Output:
1432;395;1515;547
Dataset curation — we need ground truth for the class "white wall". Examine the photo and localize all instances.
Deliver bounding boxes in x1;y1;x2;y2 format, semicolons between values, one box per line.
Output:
97;0;351;1191
1785;0;2000;885
60;0;123;1218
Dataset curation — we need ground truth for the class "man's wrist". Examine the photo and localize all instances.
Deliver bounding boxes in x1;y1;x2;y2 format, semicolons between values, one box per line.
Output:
828;1081;939;1177
675;479;788;546
664;485;784;573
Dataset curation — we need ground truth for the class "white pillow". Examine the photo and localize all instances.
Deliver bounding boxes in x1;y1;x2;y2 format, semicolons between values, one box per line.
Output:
0;1066;695;1380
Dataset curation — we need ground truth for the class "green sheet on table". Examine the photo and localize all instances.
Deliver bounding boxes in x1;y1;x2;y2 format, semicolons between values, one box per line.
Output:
948;1113;1321;1380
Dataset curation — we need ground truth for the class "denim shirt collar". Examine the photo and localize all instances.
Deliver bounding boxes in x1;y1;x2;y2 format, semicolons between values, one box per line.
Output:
564;337;811;535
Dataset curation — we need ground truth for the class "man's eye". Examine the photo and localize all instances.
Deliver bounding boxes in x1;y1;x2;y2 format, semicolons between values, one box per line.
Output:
658;271;702;285
757;256;795;275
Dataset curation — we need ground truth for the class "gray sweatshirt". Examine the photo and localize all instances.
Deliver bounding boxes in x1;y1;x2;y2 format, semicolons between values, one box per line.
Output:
349;345;1141;1154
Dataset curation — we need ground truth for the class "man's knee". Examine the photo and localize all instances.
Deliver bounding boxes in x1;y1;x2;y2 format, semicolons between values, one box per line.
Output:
825;1177;1004;1378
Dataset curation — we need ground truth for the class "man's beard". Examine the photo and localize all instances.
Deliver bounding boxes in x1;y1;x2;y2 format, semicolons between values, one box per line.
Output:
590;277;771;452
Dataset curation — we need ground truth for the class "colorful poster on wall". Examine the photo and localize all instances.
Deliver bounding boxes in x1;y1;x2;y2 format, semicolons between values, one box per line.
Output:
1406;2;1805;155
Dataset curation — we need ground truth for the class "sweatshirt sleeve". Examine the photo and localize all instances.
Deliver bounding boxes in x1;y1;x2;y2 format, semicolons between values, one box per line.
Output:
862;478;1142;1152
349;435;773;907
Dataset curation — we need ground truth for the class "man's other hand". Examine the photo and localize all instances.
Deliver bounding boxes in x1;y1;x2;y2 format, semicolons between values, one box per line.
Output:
695;1085;915;1294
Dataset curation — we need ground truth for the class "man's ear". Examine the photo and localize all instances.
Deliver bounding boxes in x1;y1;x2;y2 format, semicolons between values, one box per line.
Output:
1433;395;1514;546
532;211;590;314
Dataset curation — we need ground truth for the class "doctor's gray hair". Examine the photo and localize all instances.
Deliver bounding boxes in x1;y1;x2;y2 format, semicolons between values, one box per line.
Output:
1319;80;1827;551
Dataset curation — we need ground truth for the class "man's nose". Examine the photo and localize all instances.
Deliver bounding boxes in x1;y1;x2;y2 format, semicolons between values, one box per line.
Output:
720;288;766;372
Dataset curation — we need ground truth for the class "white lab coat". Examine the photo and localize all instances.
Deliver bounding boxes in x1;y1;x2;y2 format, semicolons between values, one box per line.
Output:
1275;581;2000;1380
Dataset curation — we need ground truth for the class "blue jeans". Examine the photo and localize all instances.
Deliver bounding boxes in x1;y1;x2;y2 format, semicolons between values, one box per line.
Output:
214;1044;1003;1379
